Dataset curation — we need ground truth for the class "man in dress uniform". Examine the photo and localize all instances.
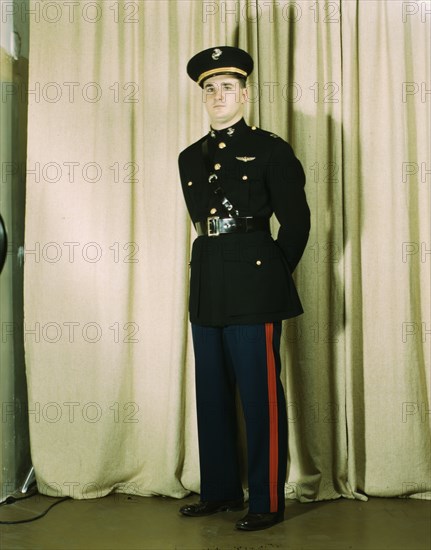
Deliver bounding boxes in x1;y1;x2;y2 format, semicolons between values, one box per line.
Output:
178;46;310;531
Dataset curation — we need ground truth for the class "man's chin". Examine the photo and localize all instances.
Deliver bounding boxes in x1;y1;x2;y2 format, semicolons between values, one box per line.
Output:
210;115;227;125
211;108;226;116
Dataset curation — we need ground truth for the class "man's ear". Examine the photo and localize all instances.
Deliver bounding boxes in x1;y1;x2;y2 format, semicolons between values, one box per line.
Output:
241;86;248;103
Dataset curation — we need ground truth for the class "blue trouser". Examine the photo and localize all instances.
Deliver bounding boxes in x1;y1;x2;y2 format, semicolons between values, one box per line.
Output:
191;322;287;513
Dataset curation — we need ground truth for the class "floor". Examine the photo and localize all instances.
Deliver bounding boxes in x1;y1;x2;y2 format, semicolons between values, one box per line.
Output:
1;491;430;550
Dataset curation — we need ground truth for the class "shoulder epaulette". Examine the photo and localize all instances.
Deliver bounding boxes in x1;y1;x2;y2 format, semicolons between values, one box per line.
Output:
248;125;281;139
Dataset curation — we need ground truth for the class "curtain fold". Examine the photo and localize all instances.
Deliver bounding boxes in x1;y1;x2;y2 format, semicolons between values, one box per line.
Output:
341;0;430;499
24;0;430;501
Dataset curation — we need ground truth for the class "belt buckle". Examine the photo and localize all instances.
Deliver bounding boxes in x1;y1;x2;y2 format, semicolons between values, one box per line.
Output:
207;216;220;237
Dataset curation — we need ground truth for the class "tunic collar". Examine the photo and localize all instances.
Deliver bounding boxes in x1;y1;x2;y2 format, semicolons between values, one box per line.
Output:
209;118;248;140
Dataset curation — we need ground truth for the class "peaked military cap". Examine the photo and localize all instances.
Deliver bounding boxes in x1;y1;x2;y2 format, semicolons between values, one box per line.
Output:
187;46;254;87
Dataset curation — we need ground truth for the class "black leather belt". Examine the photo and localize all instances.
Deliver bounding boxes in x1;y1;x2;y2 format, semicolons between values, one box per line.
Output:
196;216;270;237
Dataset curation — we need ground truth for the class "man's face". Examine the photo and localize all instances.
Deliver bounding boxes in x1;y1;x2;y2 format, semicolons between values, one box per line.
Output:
202;75;247;129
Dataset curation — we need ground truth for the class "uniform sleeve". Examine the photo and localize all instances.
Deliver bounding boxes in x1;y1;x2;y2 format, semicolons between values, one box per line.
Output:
178;151;194;221
265;140;310;272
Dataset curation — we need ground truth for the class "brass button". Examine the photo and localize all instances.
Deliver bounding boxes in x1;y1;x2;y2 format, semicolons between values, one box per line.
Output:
242;175;248;180
214;163;221;170
256;260;262;266
210;208;217;214
218;142;226;149
187;181;193;186
251;126;257;130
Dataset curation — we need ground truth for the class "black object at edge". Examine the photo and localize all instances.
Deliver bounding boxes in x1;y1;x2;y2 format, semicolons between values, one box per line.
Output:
0;213;7;274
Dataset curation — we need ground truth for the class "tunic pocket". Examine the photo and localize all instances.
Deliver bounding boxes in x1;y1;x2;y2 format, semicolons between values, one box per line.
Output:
224;241;297;316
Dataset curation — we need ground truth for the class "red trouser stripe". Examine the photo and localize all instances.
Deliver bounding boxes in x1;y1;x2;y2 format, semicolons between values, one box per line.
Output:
265;322;278;513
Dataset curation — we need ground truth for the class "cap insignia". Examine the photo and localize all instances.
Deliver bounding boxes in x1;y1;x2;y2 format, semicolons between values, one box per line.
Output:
211;48;223;60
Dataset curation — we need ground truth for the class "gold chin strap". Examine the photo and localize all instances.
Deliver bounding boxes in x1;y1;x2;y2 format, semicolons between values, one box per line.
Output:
198;67;248;85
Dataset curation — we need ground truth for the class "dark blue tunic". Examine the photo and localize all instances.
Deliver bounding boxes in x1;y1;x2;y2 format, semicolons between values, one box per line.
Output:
178;117;310;326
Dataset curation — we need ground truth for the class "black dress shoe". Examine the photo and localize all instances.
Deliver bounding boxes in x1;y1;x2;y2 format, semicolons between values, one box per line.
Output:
179;498;244;517
235;511;284;531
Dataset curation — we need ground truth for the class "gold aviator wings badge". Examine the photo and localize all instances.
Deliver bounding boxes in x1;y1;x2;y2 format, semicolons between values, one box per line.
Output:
236;156;256;162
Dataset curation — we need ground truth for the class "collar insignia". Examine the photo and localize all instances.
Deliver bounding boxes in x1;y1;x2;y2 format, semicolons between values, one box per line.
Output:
236;156;256;162
210;130;216;138
227;127;235;136
212;48;222;60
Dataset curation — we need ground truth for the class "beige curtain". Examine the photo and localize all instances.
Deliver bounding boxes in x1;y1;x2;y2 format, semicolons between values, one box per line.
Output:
24;0;430;501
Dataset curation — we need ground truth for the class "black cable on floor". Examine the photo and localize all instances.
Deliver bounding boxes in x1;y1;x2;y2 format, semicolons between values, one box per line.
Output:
1;493;36;505
0;493;70;524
